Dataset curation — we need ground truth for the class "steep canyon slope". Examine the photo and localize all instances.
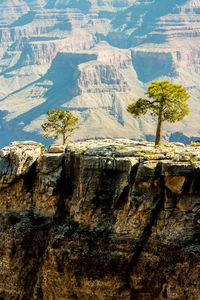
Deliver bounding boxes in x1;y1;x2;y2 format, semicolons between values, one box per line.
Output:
0;140;200;299
0;0;200;146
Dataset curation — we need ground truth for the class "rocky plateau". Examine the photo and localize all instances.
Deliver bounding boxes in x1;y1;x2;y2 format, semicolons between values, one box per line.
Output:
0;139;199;299
0;0;200;146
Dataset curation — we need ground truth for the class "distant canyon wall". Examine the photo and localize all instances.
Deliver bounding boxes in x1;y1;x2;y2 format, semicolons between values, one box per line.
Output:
0;0;200;147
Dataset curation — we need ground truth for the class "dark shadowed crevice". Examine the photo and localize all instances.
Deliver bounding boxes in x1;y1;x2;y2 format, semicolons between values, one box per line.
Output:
23;161;37;194
125;163;166;299
114;163;139;209
53;155;70;224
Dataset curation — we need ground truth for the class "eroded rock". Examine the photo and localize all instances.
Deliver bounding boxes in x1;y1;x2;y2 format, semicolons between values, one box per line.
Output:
165;176;185;194
0;141;42;188
0;139;199;300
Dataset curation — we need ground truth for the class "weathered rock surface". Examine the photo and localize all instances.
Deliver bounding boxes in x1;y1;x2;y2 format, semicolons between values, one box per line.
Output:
0;1;200;146
0;141;42;188
0;139;200;299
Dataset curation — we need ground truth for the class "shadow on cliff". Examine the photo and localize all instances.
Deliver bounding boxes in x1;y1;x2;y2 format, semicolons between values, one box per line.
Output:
145;132;200;145
129;0;188;44
10;11;36;27
9;10;72;31
12;52;96;123
0;110;50;148
45;0;92;14
106;0;188;48
0;52;97;147
131;51;177;83
169;132;200;144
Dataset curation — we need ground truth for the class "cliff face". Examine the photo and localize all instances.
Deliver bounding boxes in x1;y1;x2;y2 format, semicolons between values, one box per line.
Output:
0;140;200;300
1;0;200;146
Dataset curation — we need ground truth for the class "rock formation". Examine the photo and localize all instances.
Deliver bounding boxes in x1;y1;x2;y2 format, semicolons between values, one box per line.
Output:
0;140;199;299
0;0;200;146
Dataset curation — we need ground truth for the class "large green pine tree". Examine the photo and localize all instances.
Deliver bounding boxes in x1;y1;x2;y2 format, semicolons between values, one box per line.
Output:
127;80;190;145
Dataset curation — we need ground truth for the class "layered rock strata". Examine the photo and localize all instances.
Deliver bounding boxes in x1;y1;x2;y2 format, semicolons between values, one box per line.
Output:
1;1;200;145
0;140;200;299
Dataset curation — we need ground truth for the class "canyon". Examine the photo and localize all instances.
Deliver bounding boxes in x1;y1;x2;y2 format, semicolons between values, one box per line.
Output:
0;139;199;299
0;1;200;146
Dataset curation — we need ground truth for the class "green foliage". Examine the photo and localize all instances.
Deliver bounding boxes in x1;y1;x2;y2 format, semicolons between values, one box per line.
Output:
190;156;197;163
127;80;190;122
137;149;155;157
41;109;79;145
190;141;200;147
127;80;190;145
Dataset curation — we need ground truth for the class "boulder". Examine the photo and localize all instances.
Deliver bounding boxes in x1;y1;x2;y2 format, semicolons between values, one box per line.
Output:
0;141;42;188
48;145;66;153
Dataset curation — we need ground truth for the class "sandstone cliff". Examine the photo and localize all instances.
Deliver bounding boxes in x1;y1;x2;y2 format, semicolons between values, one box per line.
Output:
0;140;199;299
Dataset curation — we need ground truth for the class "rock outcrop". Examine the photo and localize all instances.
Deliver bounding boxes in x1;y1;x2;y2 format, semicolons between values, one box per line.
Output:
0;140;200;299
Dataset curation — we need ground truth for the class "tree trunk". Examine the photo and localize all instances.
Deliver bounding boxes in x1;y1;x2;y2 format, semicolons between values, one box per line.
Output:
62;133;66;145
155;114;163;145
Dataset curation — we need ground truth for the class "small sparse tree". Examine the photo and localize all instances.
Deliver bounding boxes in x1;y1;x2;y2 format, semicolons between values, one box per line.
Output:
127;80;190;145
41;109;79;145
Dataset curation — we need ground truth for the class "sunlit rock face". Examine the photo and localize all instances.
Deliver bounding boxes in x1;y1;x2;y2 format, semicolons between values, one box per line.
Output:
0;0;200;147
0;140;200;299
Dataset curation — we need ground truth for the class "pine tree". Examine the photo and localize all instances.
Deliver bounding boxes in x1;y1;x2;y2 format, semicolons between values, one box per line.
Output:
41;109;79;145
127;80;190;145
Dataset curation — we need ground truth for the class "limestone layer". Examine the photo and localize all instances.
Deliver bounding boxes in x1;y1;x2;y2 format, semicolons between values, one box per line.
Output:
0;140;200;299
